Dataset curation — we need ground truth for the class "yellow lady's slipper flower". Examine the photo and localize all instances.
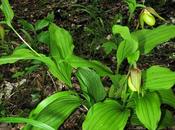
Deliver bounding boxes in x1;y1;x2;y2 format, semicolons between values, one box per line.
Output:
142;9;156;26
128;68;141;92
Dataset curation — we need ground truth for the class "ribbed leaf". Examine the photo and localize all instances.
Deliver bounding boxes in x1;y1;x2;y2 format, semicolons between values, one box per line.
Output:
67;55;113;76
76;68;106;103
37;31;50;44
132;25;175;54
112;25;131;39
0;48;72;86
25;91;81;130
136;92;161;130
157;89;175;108
102;41;117;55
0;117;55;130
143;66;175;90
117;40;138;66
0;0;14;25
112;25;138;66
109;74;127;98
83;100;130;130
49;23;74;61
49;24;73;86
35;19;49;31
127;50;140;64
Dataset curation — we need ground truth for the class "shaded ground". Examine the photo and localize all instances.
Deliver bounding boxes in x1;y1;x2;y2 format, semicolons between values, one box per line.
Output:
0;0;175;130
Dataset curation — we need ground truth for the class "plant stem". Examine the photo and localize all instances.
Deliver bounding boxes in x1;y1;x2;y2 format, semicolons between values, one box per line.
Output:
10;26;40;57
116;64;120;74
136;4;146;8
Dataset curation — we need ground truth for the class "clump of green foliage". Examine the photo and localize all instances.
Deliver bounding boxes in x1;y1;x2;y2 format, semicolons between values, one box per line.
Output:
0;0;175;130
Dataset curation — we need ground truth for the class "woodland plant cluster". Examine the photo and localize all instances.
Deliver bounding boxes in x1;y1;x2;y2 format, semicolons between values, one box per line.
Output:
0;0;175;130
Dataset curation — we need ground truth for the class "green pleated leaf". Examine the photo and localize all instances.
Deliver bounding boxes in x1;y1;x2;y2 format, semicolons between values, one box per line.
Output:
37;31;50;44
35;19;50;31
102;41;117;55
136;92;161;130
83;100;130;130
143;66;175;90
109;74;127;98
57;62;72;87
67;55;113;76
0;48;72;86
112;25;138;66
0;0;14;26
117;40;138;66
49;24;74;86
76;68;106;103
127;50;140;64
49;23;74;61
112;25;131;39
157;89;175;108
24;91;81;130
132;25;175;54
0;117;55;130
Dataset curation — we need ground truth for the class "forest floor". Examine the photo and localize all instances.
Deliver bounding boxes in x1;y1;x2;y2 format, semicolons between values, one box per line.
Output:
0;0;175;130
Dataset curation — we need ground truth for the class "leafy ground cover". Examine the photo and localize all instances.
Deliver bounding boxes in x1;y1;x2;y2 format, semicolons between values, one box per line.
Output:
0;0;175;130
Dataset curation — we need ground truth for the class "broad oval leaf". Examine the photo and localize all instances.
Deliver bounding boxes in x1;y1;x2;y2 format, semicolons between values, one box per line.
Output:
0;117;55;130
143;66;175;90
127;50;140;64
25;91;81;130
112;25;131;39
83;100;130;130
132;25;175;54
76;68;106;103
117;40;138;66
112;25;138;66
49;23;74;61
102;41;117;55
136;92;161;130
48;24;74;86
37;31;50;44
157;89;175;108
35;19;50;31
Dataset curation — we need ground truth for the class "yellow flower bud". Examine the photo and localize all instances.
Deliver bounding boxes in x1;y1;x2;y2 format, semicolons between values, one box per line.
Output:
128;68;141;92
142;9;156;26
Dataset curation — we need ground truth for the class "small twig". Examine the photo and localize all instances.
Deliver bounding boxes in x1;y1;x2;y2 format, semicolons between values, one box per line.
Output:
47;71;57;91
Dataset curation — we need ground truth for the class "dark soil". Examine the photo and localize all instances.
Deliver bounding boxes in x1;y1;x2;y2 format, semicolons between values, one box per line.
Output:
0;0;175;130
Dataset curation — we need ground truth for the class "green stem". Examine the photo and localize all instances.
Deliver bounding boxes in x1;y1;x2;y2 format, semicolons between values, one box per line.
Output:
121;65;132;106
116;63;120;74
10;26;40;57
136;4;146;8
